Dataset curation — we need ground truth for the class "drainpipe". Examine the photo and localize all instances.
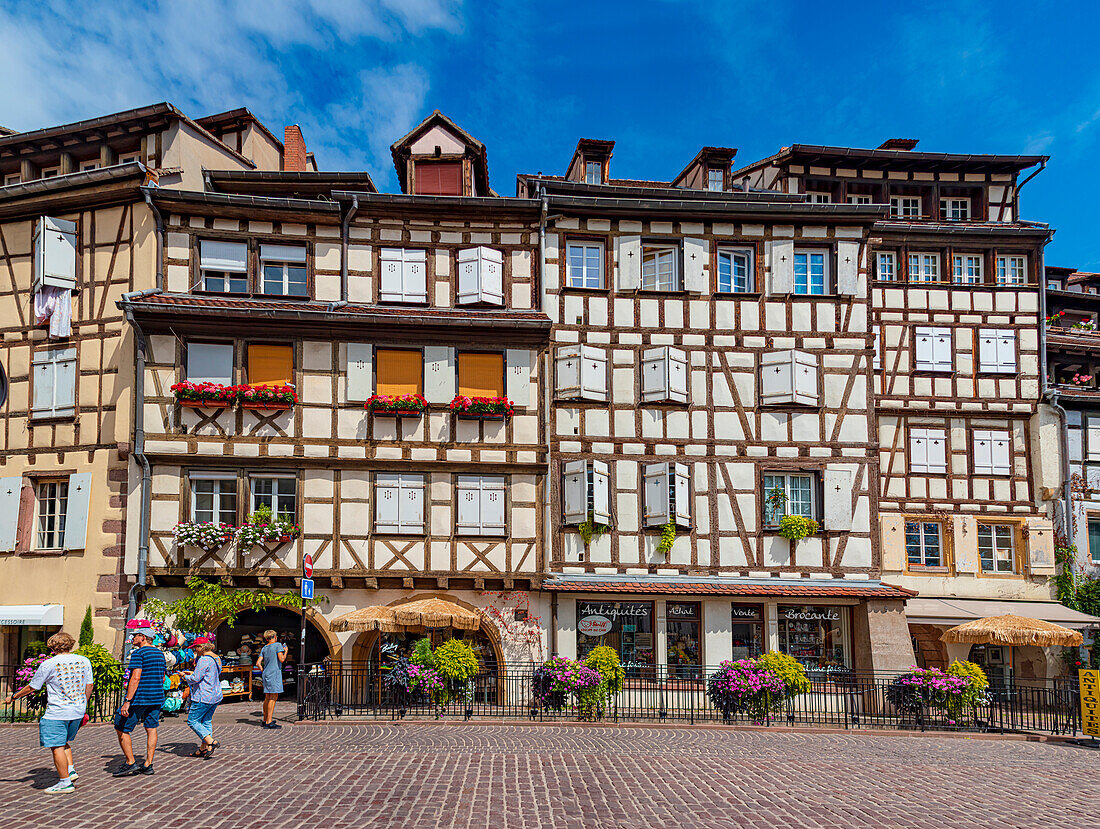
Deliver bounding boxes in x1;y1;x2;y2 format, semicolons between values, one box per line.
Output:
1044;388;1073;546
142;191;165;291
340;195;359;302
1015;159;1047;215
538;185;557;657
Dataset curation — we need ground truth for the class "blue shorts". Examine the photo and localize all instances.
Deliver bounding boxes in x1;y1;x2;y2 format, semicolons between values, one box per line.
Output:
114;704;161;733
39;718;81;748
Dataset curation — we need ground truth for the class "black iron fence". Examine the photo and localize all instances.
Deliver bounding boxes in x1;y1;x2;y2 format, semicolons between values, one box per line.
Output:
0;666;123;724
298;662;1083;736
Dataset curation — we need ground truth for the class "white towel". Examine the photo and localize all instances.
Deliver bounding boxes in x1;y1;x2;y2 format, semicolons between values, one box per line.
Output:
33;286;72;338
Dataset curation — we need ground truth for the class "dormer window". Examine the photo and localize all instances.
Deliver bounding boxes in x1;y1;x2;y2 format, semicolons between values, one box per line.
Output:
585;161;602;185
707;169;724;192
415;160;462;195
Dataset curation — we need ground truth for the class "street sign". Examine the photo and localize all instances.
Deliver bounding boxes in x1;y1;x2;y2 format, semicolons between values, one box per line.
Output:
303;553;314;579
300;578;314;601
1081;669;1100;738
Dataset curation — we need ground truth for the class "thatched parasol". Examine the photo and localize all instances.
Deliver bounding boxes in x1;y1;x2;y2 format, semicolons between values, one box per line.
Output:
329;605;400;633
392;597;481;631
940;614;1083;647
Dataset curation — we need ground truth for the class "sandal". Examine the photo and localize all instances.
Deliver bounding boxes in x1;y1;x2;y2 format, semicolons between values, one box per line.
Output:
189;748;209;758
204;741;216;759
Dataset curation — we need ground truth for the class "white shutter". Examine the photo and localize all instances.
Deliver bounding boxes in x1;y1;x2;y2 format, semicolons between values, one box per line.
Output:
760;351;795;405
977;329;998;373
643;463;670;526
187;343;234;385
591;460;611;525
1087;419;1100;462
259;244;306;263
62;472;92;550
973;429;994;475
346;343;373;402
199;240;247;273
910;429;930;473
400;475;425;533
31;351;54;415
480;476;506;536
374;474;401;533
505;349;530;408
996;331;1017;373
562;461;587;525
423;346;456;404
580;345;608;401
836;240;859;295
0;476;22;552
555;345;581;399
768;239;794;294
479;247;504;305
379;248;404;302
456;476;481;534
402;249;427;302
792;351;819;405
1026;517;1056;575
34;216;77;290
683;237;706;292
872;325;882;370
927;430;947;472
932;327;953;372
822;468;853;531
456;248;480;304
914;327;934;370
991;431;1011;475
668;347;688;403
641;347;669;402
673;463;691;527
616;235;641;290
33;347;76;417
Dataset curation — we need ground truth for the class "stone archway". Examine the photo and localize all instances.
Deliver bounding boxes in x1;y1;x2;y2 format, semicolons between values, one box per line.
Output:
212;604;343;664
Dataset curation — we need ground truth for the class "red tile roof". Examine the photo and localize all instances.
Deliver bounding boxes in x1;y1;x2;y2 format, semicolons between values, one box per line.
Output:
540;579;916;599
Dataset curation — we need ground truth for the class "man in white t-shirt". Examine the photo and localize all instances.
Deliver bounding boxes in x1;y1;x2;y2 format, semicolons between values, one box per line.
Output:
2;632;93;793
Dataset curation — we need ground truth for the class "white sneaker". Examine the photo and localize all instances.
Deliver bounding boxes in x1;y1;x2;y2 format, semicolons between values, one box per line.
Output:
45;781;75;793
68;769;78;780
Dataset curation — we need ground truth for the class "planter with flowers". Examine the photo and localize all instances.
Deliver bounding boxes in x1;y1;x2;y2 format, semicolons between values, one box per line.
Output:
236;505;300;549
171;381;236;408
531;656;603;714
173;522;236;553
365;393;427;418
236;384;298;410
448;395;514;421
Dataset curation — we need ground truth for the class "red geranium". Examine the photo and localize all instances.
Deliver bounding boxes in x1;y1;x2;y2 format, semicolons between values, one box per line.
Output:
448;395;515;418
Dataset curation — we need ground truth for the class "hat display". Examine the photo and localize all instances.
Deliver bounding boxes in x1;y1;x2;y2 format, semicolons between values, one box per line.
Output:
220;679;230;690
164;652;177;670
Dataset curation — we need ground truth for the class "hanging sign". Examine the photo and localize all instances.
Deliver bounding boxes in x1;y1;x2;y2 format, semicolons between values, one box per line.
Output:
300;578;314;601
578;615;613;636
1081;669;1100;738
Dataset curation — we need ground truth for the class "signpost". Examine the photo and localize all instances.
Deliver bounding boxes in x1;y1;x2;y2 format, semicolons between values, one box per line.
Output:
296;554;314;720
1081;669;1100;744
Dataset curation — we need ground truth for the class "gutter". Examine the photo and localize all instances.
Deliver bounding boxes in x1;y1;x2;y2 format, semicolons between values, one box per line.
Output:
142;190;165;291
340;195;359;302
1044;388;1074;544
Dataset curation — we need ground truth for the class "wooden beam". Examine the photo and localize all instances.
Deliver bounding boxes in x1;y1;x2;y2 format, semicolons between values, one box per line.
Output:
436;577;449;590
258;575;272;587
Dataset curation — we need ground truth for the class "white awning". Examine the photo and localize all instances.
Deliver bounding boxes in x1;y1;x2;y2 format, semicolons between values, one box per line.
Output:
0;604;64;626
906;598;1100;629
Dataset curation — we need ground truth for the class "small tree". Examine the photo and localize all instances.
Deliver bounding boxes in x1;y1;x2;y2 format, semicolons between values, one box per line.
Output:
79;605;94;648
142;575;326;632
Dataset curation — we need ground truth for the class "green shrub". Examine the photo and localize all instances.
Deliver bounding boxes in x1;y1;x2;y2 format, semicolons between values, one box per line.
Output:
22;640;47;661
755;652;810;698
943;660;989;722
433;639;480;684
778;515;819;543
583;646;625;696
410;637;437;669
79;606;94;648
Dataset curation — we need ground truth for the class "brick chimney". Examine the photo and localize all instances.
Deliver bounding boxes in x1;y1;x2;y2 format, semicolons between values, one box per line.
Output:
284;125;307;172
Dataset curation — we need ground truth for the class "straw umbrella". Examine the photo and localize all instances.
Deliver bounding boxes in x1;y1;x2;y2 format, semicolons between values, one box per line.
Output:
391;597;480;631
329;605;400;633
941;614;1083;680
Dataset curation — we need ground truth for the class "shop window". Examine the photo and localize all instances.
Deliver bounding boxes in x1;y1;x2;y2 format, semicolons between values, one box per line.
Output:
260;244;307;297
952;254;983;285
763;472;817;526
909;427;947;474
793;249;827;294
641;346;688;404
643;462;691;528
914;327;953;372
35;480;68;550
716;248;753;293
555;345;607;401
199;240;248;294
247;344;294;387
978;523;1016;573
666;602;701;678
905;520;943;568
875;251;897;282
190;473;237;525
977;330;1016;374
186;342;233;385
374;473;425;535
566;242;604;289
576;600;654;676
376;349;423;396
641;243;680;291
31;346;76;419
1088;517;1100;564
379;248;427;303
777;605;850;675
561;460;610;527
731;605;764;661
456;475;505;536
34;216;77;292
251;475;296;522
457;352;504;399
760;350;819;406
973;429;1011;476
456;247;504;305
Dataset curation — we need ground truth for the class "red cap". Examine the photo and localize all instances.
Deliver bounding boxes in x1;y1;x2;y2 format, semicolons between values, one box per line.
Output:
192;637;211;646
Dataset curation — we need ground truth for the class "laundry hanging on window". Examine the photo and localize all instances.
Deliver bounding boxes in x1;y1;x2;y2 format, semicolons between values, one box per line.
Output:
34;285;72;338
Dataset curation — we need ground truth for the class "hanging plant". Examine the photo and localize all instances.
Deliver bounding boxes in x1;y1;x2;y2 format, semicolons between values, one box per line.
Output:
577;513;609;545
656;519;676;555
778;515;819;543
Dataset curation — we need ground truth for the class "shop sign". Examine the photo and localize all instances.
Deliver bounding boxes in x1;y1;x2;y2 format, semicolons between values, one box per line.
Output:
1081;669;1100;738
731;605;761;620
578;602;649;620
781;607;840;622
578;615;613;636
667;603;698;619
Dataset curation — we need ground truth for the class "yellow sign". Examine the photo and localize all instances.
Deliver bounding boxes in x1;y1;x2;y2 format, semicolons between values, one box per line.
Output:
1081;669;1100;738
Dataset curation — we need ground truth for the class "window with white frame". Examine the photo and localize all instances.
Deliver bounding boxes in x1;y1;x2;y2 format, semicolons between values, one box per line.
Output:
36;480;68;550
190;474;238;525
643;462;690;528
793;250;827;295
1087;517;1100;564
40;166;59;179
118;153;140;165
31;346;76;419
641;243;680;291
199;240;248;293
847;194;872;205
641;346;688;403
952;254;983;284
3;173;20;186
760;350;820;406
717;248;753;293
374;473;425;534
996;255;1027;285
905;521;943;567
585;161;602;185
908;252;940;283
260;244;308;297
555;344;607;401
763;472;816;526
78;160;100;172
562;460;611;526
940;197;970;220
566;242;604;289
914;326;953;372
909;427;947;474
379;248;427;303
978;524;1016;573
706;169;724;191
973;429;1011;476
457;247;504;304
890;196;921;218
456;475;506;536
186;342;234;385
806;192;831;204
251;475;297;521
875;251;897;281
977;329;1016;374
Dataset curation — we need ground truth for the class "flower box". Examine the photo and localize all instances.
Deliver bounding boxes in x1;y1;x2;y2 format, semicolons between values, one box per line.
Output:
456;412;506;421
235;384;298;408
178;399;231;409
171;382;237;407
240;401;293;410
366;393;427;416
173;522;236;553
448;395;514;419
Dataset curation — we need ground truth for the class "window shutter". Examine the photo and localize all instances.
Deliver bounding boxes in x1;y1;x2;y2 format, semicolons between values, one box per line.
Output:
345;343;373;402
480;476;506;536
768;239;794;294
199;240;247;273
641;347;669;402
872;325;882;370
187;343;234;385
374;474;401;533
760;351;795;405
478;247;504;305
668;347;688;403
32;352;53;415
973;429;994;475
673;463;691;527
836;241;859;295
259;244;306;264
62;472;92;550
683;237;706;292
643;463;670;527
34;347;76;417
456;476;481;533
928;431;947;472
991;431;1011;475
792;351;819;405
248;344;294;387
0;476;21;552
591;460;611;525
910;430;929;473
932;327;953;372
616;235;641;290
977;329;997;373
1026;517;1056;575
555;345;581;399
402;249;427;302
914;328;934;370
580;345;608;401
423;346;456;404
400;475;425;533
822;468;853;531
562;461;587;525
505;349;530;408
376;349;423;397
456;248;480;304
380;248;403;302
34;216;77;291
996;331;1016;373
1087;419;1100;462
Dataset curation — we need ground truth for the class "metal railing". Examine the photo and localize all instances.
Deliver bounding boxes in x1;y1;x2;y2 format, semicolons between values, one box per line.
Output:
298;663;1082;736
0;667;123;724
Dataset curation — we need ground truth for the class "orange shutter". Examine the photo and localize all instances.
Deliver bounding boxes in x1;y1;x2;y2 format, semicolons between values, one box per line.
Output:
458;353;504;398
377;349;423;396
415;161;463;195
247;345;294;387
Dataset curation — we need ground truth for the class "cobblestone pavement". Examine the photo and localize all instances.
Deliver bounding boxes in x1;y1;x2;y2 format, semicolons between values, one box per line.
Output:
0;708;1096;829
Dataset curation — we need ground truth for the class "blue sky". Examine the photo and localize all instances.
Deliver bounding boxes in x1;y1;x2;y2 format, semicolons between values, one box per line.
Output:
2;0;1098;267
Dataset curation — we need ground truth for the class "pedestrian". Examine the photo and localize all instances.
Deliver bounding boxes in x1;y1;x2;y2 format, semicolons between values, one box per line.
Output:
183;637;223;757
1;632;93;794
112;623;166;776
256;629;286;729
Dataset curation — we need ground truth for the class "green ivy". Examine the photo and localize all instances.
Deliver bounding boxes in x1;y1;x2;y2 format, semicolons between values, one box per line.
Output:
578;514;609;546
142;575;327;632
656;520;676;555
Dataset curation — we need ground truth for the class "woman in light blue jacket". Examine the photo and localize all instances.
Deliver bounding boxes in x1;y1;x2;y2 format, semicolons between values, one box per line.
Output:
183;637;223;757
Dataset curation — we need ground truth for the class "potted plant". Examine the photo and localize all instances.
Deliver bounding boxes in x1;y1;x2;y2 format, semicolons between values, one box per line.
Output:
448;395;515;420
705;658;786;723
236;505;300;549
170;381;236;408
531;656;602;714
173;521;236;553
365;393;427;417
236;384;298;410
778;515;820;545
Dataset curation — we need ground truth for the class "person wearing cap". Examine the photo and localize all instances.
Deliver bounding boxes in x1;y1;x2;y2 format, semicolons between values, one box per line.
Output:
112;624;166;777
182;637;223;757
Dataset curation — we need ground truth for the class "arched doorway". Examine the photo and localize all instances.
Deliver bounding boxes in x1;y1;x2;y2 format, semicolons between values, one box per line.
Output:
214;607;333;697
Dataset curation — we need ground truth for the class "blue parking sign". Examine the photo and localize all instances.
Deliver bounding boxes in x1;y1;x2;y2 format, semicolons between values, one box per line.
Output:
301;578;314;600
